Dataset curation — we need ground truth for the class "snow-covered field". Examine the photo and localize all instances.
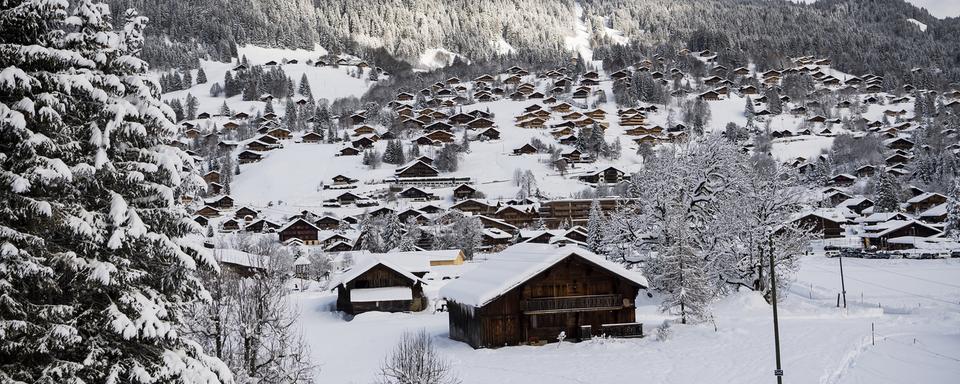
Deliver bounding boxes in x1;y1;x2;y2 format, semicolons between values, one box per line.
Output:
293;255;960;383
157;44;376;119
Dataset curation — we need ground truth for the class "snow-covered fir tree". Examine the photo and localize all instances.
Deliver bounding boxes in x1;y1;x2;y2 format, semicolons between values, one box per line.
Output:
0;1;231;382
874;171;902;213
945;179;960;240
585;199;604;253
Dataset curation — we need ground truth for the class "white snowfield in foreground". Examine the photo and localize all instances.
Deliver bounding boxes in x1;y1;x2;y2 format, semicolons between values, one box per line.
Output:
293;255;960;383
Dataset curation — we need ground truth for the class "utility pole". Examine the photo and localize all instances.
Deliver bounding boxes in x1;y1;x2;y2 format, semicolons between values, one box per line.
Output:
769;236;784;384
839;251;847;308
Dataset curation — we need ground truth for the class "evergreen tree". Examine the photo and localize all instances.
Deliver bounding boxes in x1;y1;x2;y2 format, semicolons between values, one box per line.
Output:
196;67;208;83
264;98;274;114
0;3;230;382
219;100;231;116
183;69;193;88
170;98;185;121
284;99;298;129
298;73;312;97
874;172;901;212
946;180;960;240
766;87;782;115
185;93;199;120
209;82;223;97
586;200;604;252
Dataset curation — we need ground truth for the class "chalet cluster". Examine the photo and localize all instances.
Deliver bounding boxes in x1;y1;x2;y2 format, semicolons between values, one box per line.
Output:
792;185;951;254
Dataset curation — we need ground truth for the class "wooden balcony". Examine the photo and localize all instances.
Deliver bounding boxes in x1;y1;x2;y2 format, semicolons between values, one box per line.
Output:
522;294;624;314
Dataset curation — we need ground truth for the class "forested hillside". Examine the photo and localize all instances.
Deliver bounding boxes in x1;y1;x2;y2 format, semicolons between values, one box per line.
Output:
108;0;960;87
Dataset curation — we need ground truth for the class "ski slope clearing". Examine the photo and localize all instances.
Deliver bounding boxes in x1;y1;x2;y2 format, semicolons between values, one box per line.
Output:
157;44;376;119
907;18;928;32
565;2;593;62
293;255;960;383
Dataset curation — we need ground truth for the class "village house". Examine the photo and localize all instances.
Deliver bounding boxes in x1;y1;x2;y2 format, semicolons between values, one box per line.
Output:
538;198;634;228
441;244;647;348
905;193;947;214
862;220;942;250
453;184;478;200
333;258;427;315
577;167;626;184
204;195;234;209
395;160;440;178
513;143;539;155
791;211;845;238
278;218;321;245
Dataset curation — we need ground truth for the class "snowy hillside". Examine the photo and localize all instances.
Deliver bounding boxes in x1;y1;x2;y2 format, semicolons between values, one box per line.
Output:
157;44;376;120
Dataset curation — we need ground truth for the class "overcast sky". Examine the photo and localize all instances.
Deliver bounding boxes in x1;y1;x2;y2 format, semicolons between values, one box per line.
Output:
906;0;960;18
793;0;959;18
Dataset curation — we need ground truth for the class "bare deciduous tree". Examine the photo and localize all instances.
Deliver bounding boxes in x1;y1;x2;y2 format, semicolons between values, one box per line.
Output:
378;330;460;384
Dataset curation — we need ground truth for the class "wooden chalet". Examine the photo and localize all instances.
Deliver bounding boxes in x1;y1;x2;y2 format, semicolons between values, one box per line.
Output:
441;244;647;348
513;143;538;155
302;131;323;143
334;259;427;315
398;187;437;201
862;220;942;250
238;150;264;164
451;199;496;215
205;195;234;209
195;205;221;218
395;160;439;178
578;167;626;184
338;147;361;156
314;215;343;230
278;218;320;245
467;118;495;130
905;193;947;214
791;211;844;238
538;198;632;228
242;218;279;233
478;128;500;140
453;184;478;200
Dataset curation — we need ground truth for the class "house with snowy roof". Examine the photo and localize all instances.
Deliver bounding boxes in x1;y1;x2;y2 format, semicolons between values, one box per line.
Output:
790;210;845;238
862;220;942;250
332;258;427;316
904;192;947;215
215;248;271;277
441;244;648;348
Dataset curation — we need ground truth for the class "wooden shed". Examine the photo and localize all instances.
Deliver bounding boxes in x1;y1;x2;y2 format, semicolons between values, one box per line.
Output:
441;244;647;349
333;259;427;316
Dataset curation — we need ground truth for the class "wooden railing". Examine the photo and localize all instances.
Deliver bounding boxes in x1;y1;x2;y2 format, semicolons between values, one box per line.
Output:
522;294;623;314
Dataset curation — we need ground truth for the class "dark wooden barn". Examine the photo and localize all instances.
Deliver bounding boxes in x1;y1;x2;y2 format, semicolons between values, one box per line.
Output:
441;244;647;349
334;259;427;316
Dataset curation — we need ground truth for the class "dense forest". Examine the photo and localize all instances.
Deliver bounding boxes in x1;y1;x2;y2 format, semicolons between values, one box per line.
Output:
105;0;960;87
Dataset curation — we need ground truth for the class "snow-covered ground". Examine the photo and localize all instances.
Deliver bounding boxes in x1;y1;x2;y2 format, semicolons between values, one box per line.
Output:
157;44;376;119
293;255;960;383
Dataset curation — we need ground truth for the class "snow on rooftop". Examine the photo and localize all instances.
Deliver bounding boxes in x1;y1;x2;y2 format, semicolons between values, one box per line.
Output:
332;257;423;289
215;248;270;269
907;192;944;204
349;287;412;302
920;203;947;218
440;243;647;307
